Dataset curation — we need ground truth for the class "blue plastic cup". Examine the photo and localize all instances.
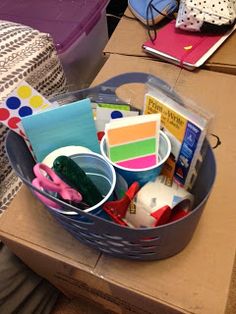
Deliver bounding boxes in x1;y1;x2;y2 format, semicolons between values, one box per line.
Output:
100;130;171;187
47;152;116;220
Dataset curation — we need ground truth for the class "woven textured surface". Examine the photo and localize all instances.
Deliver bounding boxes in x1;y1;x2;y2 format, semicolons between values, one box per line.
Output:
0;20;67;213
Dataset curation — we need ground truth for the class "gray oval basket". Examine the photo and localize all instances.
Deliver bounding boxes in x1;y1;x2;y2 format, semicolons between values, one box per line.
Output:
5;73;216;261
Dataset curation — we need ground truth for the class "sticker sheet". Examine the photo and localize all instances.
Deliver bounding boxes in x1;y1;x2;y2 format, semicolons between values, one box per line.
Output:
0;81;57;136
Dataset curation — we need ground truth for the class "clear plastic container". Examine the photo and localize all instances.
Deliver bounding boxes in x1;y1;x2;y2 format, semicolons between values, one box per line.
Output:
0;0;109;90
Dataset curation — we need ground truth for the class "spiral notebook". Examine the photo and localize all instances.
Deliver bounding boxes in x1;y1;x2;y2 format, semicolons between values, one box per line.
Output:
143;20;236;70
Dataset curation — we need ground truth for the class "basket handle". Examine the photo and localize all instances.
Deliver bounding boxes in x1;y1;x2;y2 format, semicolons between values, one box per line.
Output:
50;72;174;105
91;72;170;90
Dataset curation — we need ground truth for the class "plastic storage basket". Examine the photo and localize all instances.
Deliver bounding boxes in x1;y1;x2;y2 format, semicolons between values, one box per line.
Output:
5;73;216;261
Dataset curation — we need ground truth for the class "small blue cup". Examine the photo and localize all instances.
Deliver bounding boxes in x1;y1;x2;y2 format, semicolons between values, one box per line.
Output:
100;130;171;187
48;152;116;220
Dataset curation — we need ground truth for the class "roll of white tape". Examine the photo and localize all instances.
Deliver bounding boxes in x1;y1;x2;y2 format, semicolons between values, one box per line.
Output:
42;146;92;167
125;175;194;228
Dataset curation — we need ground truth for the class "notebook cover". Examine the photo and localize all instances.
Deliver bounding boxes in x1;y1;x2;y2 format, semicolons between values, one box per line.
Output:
143;20;235;68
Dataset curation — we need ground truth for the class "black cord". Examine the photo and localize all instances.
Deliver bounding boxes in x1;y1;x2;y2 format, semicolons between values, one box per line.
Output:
146;0;176;42
151;1;175;20
210;133;221;149
146;0;157;42
122;1;177;43
123;14;137;20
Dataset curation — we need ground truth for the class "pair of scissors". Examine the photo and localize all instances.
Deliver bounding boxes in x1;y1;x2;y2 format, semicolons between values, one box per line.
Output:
32;163;83;209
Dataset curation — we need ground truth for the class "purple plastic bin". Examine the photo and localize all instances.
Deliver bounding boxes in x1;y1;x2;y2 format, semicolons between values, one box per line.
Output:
0;0;110;89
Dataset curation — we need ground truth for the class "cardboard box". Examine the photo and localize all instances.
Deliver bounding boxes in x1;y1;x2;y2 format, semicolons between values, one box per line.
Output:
104;8;236;75
1;54;236;314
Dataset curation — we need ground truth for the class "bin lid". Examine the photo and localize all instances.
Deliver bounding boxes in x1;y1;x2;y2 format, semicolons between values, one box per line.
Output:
0;0;109;53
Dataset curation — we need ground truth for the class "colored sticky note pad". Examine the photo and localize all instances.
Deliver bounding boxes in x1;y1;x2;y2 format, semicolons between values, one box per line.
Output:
109;138;156;162
105;114;161;169
98;103;130;111
117;155;157;169
107;121;158;145
22;98;100;162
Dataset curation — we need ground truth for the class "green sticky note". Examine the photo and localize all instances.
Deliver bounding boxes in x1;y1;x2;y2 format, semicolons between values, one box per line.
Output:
98;103;130;111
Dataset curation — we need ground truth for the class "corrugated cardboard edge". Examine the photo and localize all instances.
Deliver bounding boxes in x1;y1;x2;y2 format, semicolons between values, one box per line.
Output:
0;235;186;314
104;8;236;76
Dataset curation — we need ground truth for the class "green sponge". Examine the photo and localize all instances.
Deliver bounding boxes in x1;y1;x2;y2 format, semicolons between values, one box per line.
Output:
53;155;103;207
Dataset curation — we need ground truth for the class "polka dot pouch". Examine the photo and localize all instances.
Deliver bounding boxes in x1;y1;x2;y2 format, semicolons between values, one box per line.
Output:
176;0;236;32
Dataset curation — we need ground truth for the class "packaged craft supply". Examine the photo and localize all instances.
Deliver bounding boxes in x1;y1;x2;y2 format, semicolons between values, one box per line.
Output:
143;80;213;190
